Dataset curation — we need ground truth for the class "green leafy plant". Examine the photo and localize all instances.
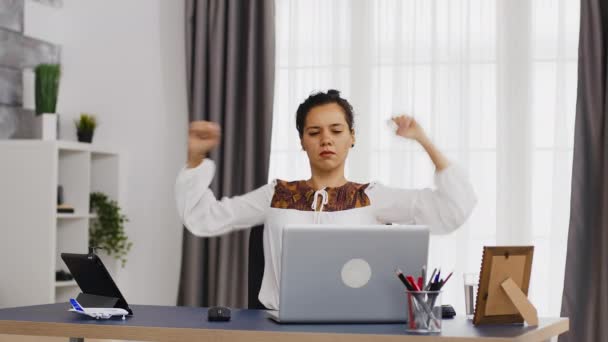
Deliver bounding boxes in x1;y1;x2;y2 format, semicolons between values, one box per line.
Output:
75;113;97;133
34;64;61;115
89;192;132;267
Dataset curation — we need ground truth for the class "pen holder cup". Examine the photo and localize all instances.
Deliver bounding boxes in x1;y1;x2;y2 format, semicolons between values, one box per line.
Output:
405;290;442;334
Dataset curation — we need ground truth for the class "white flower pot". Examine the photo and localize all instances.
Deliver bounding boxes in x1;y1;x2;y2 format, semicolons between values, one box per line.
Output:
33;113;59;140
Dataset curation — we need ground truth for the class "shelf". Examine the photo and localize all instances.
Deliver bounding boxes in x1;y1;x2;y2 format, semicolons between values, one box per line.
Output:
57;140;117;155
0;140;117;155
55;280;78;288
0;140;120;308
57;213;97;219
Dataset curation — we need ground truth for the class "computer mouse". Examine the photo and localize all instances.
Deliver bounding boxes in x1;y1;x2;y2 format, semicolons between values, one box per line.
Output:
441;304;456;319
207;306;231;322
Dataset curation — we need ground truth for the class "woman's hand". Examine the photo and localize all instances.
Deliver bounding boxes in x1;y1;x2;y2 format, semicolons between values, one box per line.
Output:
390;115;449;171
187;121;221;168
390;115;427;142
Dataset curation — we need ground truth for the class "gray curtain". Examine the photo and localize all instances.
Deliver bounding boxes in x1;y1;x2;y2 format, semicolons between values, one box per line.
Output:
559;0;608;340
178;0;275;308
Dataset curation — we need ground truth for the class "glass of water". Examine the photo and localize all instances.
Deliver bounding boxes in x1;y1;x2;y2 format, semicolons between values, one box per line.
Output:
463;273;479;320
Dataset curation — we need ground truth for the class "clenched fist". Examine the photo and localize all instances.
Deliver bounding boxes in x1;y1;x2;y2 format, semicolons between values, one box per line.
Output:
187;121;221;168
390;115;427;142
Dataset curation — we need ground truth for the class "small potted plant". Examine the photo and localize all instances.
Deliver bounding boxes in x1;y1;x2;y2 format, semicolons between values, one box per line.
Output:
75;113;97;143
34;64;61;140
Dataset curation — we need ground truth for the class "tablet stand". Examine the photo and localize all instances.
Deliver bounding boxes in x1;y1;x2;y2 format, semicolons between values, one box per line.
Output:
61;248;132;314
75;292;121;309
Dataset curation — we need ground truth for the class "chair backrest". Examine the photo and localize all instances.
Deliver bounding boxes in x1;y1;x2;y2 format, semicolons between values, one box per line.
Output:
248;225;266;309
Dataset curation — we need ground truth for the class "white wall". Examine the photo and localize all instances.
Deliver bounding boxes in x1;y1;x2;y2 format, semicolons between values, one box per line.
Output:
23;0;188;305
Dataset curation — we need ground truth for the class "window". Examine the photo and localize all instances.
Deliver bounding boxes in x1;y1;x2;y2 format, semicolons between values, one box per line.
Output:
270;0;579;315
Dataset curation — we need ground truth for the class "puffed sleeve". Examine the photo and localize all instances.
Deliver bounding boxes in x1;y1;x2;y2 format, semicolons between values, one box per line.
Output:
366;164;477;234
175;159;275;237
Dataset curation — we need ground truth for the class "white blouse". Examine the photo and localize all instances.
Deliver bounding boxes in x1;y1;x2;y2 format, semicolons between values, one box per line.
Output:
175;159;477;310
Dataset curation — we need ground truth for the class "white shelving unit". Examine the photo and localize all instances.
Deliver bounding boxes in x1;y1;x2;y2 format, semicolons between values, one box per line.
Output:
0;140;121;308
55;280;78;288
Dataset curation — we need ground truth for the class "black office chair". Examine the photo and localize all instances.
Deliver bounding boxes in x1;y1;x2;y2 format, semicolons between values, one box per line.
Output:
248;225;266;309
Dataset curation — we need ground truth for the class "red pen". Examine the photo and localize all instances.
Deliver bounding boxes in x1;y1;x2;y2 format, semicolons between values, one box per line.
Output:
417;276;423;290
397;269;416;328
406;275;420;291
407;292;415;329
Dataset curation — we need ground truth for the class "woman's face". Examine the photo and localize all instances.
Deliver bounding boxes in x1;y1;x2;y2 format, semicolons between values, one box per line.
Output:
301;103;355;173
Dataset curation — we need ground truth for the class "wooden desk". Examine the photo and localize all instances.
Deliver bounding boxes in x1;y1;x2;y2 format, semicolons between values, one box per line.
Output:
0;303;568;341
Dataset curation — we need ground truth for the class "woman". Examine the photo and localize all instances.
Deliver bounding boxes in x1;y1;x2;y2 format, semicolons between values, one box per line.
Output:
175;89;477;310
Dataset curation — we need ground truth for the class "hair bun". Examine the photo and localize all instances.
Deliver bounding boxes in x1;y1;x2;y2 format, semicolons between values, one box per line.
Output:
327;89;341;96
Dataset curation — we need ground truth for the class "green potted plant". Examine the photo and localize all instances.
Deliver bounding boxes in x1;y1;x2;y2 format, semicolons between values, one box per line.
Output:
75;113;97;143
89;192;132;267
34;64;61;140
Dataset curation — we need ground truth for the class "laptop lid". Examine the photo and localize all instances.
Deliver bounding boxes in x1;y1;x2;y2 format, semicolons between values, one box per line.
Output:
276;224;429;323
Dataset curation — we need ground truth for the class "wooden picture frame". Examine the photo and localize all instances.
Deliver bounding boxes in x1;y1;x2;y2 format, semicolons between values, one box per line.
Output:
473;246;535;325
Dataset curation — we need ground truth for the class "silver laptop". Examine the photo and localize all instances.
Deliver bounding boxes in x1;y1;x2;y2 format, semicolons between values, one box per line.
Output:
266;224;429;323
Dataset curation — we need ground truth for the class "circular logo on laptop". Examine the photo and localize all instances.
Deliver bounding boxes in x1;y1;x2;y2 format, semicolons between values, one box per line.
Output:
341;258;372;288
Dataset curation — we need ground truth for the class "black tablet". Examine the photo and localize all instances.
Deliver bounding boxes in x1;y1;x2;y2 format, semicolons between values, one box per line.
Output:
61;252;132;315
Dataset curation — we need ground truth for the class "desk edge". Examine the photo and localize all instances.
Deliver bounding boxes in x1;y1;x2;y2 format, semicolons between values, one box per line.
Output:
0;318;569;342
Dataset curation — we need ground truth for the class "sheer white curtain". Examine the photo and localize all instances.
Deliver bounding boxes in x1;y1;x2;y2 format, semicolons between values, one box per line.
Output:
269;0;579;316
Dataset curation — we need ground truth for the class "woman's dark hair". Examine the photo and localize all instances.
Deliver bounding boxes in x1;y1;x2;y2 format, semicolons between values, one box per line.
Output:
295;89;355;139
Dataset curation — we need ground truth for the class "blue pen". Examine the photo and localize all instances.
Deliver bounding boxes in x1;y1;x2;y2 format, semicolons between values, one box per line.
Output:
434;270;441;284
